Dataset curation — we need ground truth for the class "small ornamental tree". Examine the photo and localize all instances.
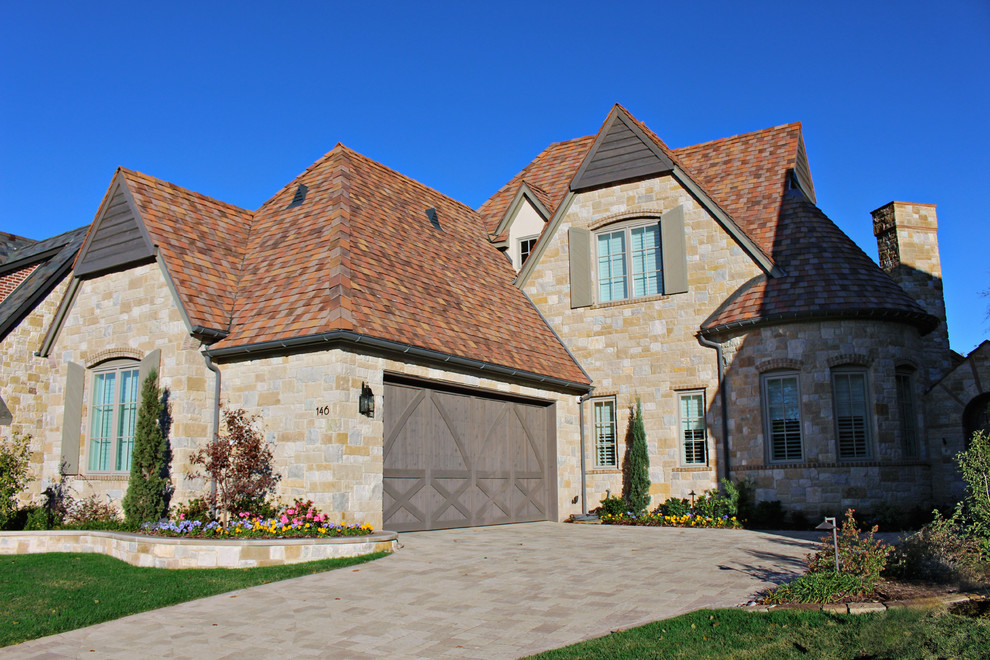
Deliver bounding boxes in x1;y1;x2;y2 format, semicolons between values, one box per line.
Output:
190;406;281;524
624;398;651;515
958;430;990;542
0;433;34;526
122;370;172;525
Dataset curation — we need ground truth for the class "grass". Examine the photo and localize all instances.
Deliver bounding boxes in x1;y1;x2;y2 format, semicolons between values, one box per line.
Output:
0;551;388;648
529;606;990;659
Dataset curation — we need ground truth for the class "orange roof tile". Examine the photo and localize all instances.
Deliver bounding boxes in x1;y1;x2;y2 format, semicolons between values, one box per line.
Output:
120;168;254;333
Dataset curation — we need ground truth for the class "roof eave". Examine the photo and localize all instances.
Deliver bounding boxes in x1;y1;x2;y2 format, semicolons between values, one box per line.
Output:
700;309;940;339
205;330;592;395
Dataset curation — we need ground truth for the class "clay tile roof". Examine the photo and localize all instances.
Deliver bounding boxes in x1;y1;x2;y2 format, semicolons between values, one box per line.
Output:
214;145;589;385
119;168;254;333
701;192;934;333
478;136;595;233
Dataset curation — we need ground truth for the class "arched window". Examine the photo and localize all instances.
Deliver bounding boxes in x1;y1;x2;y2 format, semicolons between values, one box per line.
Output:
87;358;140;472
963;393;990;447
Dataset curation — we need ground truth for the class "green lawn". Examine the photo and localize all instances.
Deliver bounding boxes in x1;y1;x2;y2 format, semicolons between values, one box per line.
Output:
0;551;388;648
530;606;990;659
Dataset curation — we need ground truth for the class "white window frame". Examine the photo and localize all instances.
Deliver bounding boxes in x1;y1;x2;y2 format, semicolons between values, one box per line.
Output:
832;368;872;460
594;220;663;303
678;390;708;465
87;358;141;473
761;371;803;463
592;397;618;468
518;235;538;268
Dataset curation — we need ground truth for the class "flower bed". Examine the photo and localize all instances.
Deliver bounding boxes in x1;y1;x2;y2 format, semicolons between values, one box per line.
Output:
141;500;374;539
599;510;742;529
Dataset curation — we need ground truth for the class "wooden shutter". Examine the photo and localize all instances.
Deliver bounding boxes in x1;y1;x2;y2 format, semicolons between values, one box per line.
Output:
661;205;688;295
568;226;593;308
61;361;85;475
139;349;161;388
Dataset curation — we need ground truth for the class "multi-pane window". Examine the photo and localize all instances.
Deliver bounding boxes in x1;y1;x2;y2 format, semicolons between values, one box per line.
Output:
895;368;918;458
762;373;802;462
596;223;662;303
833;370;871;459
519;236;538;266
88;360;140;472
679;391;707;465
593;398;617;468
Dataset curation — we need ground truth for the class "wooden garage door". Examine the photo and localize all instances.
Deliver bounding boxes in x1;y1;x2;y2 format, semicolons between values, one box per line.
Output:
383;380;556;532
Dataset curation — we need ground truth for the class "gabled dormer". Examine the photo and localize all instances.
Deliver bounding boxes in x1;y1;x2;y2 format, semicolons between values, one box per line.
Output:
488;181;552;271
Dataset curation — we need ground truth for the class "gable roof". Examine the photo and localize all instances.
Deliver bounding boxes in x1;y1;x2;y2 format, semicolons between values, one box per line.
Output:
481;108;934;334
0;232;38;263
0;226;87;342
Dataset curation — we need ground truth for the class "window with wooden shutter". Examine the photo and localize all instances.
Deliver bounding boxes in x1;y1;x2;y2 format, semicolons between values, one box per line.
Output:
568;226;593;308
762;372;803;462
832;370;871;459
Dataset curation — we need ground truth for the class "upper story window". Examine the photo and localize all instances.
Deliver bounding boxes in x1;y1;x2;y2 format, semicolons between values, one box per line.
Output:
895;367;918;458
679;391;707;465
596;223;662;303
88;359;140;473
762;372;803;462
832;369;871;460
593;397;618;468
518;236;538;267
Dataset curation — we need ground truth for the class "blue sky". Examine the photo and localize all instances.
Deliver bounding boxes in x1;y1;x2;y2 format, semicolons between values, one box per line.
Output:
2;1;988;353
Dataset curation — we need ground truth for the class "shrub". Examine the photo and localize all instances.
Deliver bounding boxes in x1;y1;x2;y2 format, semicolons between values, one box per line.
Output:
598;494;627;517
122;370;172;525
172;497;211;523
958;430;990;544
659;497;690;518
190;407;281;523
623;399;651;515
885;505;984;583
68;493;121;525
807;509;890;591
763;571;874;604
0;433;34;526
694;478;739;520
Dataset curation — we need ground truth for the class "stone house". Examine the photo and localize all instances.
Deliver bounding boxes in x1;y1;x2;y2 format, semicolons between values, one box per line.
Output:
1;104;983;530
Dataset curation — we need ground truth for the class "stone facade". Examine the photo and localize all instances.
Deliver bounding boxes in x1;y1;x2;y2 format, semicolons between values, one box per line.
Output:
0;277;71;499
717;319;933;517
523;174;765;508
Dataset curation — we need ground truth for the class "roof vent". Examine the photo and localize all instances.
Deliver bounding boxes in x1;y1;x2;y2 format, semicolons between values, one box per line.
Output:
425;207;442;231
288;184;308;209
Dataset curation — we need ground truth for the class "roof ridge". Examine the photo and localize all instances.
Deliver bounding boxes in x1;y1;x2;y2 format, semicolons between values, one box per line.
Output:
675;122;803;152
118;167;253;215
323;147;355;331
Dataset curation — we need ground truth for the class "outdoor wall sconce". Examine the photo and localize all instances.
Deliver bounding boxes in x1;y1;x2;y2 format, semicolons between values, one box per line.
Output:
816;516;839;572
359;382;375;418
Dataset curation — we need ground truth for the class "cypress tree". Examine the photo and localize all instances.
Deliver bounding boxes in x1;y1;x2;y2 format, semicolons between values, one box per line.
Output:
122;370;170;525
626;398;651;515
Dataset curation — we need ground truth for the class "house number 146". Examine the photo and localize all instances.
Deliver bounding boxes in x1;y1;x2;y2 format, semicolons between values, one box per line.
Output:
316;406;331;416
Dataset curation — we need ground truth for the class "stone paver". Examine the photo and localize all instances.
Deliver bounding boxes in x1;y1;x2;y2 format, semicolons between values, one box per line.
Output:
4;523;818;659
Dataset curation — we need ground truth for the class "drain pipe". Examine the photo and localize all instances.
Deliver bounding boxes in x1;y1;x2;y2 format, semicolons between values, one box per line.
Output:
578;390;595;516
203;351;222;506
697;334;731;481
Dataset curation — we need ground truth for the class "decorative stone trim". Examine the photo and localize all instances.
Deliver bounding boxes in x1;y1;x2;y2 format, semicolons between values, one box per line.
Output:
733;460;931;472
0;530;399;569
672;466;711;473
85;348;143;368
827;353;872;368
589;209;665;231
756;358;803;373
593;293;669;310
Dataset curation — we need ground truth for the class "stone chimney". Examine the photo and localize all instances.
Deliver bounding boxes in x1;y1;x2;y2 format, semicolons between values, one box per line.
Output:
872;201;951;384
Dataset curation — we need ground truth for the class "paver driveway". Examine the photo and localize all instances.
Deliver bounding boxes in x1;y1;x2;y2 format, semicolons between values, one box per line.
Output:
6;523;818;659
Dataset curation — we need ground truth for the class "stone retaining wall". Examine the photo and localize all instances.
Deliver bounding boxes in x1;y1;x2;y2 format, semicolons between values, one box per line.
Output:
0;530;398;569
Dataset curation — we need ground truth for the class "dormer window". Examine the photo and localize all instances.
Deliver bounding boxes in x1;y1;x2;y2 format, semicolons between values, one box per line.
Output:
518;236;538;266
